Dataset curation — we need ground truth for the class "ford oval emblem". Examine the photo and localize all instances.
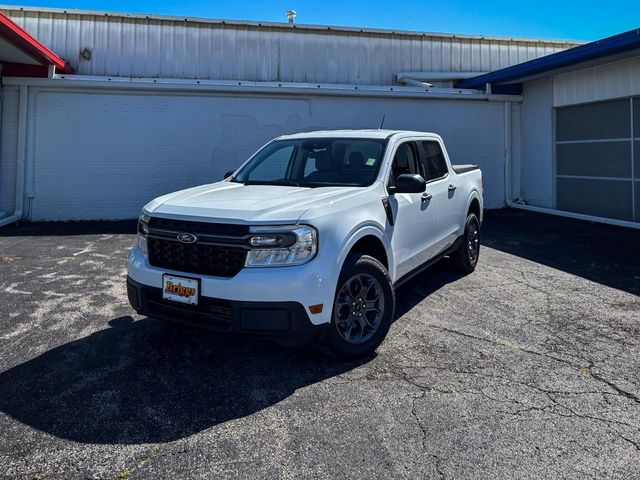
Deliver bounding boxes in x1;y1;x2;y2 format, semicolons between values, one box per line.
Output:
177;232;198;244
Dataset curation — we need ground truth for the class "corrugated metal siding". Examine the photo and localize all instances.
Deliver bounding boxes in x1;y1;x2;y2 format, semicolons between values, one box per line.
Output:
553;56;640;106
1;7;577;85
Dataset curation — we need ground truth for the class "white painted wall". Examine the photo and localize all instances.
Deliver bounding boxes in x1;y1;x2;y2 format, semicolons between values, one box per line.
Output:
0;86;20;215
21;88;505;220
554;56;640;107
519;78;554;208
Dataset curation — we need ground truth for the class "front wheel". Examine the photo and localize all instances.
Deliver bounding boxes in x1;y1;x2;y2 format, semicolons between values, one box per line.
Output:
323;254;395;360
451;213;480;273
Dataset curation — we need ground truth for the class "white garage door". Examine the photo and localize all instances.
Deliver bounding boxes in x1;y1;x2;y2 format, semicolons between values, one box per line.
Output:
29;89;505;220
555;97;640;223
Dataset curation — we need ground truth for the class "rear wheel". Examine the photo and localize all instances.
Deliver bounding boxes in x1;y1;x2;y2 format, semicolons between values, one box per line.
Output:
451;213;480;273
323;254;395;359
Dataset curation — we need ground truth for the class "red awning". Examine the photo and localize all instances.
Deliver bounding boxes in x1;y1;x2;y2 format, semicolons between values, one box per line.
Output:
0;12;74;77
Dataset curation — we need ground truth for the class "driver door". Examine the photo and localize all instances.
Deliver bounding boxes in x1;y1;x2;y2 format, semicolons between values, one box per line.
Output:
387;141;438;279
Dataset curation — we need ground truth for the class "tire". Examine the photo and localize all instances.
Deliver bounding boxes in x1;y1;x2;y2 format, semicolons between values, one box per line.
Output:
451;213;480;273
323;254;395;360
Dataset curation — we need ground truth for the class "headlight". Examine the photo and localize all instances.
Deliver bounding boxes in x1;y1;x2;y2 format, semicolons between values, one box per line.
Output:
245;225;317;267
137;213;150;254
138;213;150;236
137;235;148;254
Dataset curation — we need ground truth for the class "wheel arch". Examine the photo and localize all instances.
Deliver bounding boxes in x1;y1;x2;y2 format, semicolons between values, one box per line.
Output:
338;226;393;278
466;190;482;223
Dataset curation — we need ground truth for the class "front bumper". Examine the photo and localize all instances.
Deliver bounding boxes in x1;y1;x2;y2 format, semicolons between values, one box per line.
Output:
127;276;327;346
127;245;337;345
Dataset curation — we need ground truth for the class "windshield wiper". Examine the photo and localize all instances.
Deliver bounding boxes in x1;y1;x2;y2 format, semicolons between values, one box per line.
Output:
242;180;303;187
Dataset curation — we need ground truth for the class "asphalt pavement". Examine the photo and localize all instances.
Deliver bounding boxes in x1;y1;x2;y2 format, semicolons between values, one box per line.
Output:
0;210;638;479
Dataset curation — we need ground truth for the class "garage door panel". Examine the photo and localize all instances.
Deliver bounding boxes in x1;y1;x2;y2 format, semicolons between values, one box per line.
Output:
635;141;640;180
556;141;631;177
556;177;633;221
636;181;640;219
556;99;630;141
634;98;640;138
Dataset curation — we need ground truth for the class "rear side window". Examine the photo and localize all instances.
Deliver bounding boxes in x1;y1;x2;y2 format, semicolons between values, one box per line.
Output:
421;141;448;180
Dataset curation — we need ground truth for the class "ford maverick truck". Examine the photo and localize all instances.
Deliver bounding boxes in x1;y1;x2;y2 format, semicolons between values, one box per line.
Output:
127;130;483;358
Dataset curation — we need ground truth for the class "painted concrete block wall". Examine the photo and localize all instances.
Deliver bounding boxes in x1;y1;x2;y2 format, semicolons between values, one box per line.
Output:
0;86;20;215
520;78;554;208
26;88;505;220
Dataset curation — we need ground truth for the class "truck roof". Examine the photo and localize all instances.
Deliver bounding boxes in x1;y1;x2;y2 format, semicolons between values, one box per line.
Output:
277;129;439;140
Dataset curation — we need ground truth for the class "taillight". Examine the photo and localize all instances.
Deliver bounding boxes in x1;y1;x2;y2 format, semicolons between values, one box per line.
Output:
481;173;484;197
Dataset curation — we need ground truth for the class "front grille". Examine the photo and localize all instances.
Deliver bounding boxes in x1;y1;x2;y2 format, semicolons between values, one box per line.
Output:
147;217;249;236
146;218;250;277
148;237;247;277
143;287;233;331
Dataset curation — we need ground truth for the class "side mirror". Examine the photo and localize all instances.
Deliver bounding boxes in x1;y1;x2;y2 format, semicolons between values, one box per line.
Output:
223;170;235;180
393;174;426;194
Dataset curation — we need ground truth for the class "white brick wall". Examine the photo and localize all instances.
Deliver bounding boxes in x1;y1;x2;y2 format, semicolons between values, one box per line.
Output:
24;88;506;220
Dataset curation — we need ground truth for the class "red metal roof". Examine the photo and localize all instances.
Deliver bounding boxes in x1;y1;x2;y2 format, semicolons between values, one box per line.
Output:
0;12;74;76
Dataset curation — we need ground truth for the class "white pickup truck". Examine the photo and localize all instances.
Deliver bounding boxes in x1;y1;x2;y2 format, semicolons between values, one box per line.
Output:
127;130;483;358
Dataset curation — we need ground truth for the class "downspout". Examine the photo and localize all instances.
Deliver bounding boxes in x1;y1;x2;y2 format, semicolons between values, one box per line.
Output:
503;99;640;230
0;85;28;227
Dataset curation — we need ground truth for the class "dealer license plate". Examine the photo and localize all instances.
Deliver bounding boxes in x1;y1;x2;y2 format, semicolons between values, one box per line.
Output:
162;274;199;305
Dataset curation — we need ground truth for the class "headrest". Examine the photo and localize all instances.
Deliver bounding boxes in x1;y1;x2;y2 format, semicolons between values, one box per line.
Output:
348;151;366;168
310;149;333;171
395;146;410;169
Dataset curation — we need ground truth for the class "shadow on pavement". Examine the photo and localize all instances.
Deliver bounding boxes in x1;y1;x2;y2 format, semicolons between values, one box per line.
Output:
0;219;137;237
394;260;467;319
482;209;640;296
0;316;368;444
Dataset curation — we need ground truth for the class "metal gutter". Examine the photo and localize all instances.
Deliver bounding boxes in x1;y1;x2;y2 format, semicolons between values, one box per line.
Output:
458;28;640;89
396;72;490;88
4;75;524;102
397;72;489;82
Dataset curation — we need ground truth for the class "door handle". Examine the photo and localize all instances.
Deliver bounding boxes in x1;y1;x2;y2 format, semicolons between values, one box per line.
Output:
448;184;457;192
421;192;432;201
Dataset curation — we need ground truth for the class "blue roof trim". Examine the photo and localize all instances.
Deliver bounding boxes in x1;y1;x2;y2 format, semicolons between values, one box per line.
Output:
457;28;640;89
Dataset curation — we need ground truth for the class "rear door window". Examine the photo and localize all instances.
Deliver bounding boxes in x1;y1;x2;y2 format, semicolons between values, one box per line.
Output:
420;141;448;181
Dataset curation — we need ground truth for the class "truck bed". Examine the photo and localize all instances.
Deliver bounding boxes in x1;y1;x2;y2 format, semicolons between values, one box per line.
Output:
452;164;480;174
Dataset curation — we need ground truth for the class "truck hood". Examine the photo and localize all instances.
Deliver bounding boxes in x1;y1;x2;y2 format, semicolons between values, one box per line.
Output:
144;181;364;223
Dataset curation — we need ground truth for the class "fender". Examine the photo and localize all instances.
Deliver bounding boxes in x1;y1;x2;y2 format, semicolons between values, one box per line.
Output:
336;223;394;278
464;189;482;223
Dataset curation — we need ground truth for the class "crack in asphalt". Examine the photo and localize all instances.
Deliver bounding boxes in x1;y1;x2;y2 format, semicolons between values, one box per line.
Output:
589;370;640;405
426;323;586;369
110;444;164;480
381;323;640;462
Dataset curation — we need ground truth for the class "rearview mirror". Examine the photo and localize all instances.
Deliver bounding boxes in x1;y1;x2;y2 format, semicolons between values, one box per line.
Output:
223;170;235;180
392;174;426;194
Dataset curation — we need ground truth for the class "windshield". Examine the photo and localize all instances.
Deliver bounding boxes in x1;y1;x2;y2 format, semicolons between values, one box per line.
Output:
231;137;387;188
